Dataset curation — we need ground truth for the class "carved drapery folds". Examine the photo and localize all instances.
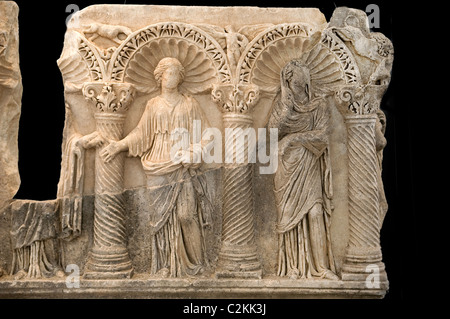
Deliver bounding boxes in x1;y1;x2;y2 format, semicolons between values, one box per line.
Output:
59;10;392;283
212;22;330;278
67;22;233;279
1;5;394;298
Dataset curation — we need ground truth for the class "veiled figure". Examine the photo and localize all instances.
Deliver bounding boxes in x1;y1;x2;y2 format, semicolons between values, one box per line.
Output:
101;57;213;277
268;60;338;280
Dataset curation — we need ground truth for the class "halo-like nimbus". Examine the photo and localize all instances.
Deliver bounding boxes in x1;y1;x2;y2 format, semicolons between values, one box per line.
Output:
124;38;219;95
242;27;361;96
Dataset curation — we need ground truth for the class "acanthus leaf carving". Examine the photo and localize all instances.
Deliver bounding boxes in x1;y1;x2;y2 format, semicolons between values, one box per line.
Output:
336;83;391;115
212;83;259;114
330;11;393;116
82;82;134;114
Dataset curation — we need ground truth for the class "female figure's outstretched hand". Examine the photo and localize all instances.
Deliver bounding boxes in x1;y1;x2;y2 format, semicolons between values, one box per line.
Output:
100;141;126;163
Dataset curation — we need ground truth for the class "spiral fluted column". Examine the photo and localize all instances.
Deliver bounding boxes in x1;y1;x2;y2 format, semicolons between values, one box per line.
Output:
212;84;262;279
82;83;134;279
341;114;386;283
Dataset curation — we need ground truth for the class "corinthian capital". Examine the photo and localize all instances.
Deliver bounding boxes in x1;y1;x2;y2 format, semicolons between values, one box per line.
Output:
336;84;389;116
212;83;259;114
82;82;135;114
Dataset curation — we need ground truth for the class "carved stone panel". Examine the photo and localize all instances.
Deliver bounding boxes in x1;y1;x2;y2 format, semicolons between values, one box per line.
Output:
0;4;394;299
0;1;21;213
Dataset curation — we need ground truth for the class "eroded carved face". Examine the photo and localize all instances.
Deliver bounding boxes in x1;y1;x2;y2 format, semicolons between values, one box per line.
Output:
286;66;310;104
161;65;182;89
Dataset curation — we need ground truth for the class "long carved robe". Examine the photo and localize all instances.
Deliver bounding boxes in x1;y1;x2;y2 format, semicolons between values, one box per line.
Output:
123;94;212;277
57;108;84;242
271;97;336;278
9;200;62;278
8;105;83;278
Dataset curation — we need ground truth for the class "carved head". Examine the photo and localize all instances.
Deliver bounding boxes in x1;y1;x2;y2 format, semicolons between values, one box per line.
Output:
376;109;387;135
154;57;185;89
282;60;312;105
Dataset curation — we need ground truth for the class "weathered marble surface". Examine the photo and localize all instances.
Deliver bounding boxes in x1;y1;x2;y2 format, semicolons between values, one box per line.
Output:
0;1;21;212
0;4;393;298
0;1;21;278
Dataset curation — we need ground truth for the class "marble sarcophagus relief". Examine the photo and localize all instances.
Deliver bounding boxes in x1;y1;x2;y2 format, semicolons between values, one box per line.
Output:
0;4;393;298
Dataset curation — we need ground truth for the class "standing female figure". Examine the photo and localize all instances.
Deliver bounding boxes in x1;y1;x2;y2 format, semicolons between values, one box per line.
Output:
101;57;212;277
268;60;338;280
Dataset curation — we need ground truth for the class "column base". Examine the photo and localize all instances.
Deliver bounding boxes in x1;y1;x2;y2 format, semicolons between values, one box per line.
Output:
341;246;387;284
341;261;388;292
84;246;133;280
216;244;262;279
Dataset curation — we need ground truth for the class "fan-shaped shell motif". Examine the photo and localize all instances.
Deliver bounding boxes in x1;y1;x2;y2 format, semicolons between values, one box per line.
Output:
124;38;218;95
58;47;91;92
59;55;90;90
300;42;348;89
243;27;361;95
250;36;321;94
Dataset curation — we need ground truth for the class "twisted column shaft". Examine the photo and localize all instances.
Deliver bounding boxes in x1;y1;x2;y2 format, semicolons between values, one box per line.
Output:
342;114;385;282
84;113;133;279
217;114;261;278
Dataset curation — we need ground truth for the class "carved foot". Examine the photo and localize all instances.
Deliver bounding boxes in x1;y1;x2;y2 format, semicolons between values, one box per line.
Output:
197;266;205;276
14;269;27;280
322;270;340;281
287;269;299;280
198;267;215;278
156;267;170;278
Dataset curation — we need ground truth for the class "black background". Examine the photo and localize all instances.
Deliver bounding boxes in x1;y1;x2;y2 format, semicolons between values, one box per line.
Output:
7;0;422;312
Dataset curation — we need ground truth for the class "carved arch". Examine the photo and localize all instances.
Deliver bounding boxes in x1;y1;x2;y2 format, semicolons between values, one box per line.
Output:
237;23;321;91
107;22;232;95
77;38;108;82
237;24;361;96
